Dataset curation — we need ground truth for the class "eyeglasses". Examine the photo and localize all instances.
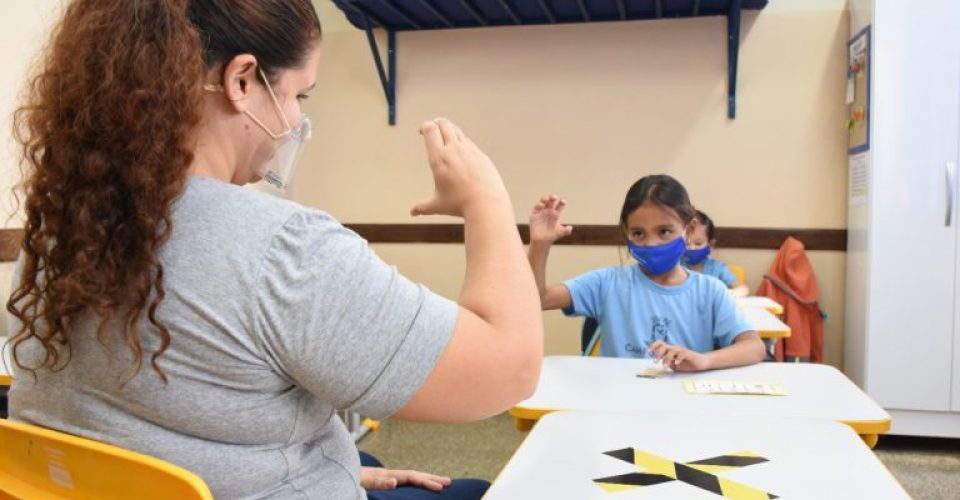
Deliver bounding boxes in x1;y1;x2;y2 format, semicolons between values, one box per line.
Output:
203;68;295;140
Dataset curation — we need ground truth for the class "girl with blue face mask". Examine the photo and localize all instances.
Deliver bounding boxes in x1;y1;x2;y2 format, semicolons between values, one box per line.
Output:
684;210;751;298
528;175;765;371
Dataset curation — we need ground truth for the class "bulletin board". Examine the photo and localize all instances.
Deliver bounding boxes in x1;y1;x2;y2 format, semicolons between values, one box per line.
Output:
847;26;871;154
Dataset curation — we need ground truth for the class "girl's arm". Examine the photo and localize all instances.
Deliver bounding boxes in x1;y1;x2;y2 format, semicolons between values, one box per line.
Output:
648;332;766;371
527;195;574;311
703;332;765;368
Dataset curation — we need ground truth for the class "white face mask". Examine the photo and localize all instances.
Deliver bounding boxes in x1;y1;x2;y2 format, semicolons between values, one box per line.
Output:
204;67;312;191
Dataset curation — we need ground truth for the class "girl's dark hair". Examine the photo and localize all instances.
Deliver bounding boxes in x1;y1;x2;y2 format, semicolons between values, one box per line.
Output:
694;210;716;241
619;175;696;229
8;0;321;381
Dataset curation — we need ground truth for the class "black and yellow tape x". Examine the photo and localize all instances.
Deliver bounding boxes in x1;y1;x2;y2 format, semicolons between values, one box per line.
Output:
594;448;777;499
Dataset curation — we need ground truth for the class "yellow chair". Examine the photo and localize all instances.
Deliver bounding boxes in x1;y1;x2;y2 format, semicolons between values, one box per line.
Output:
728;263;747;284
0;375;9;420
0;418;213;500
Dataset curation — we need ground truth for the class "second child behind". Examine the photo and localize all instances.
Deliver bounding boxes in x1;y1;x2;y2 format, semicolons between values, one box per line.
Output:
685;210;751;298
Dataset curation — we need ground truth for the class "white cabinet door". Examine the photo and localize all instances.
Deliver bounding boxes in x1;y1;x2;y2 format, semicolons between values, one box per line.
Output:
867;0;960;410
954;26;960;415
955;210;960;411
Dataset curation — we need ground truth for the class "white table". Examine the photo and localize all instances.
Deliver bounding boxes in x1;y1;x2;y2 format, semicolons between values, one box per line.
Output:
742;307;790;339
737;296;784;315
511;356;891;447
488;411;908;499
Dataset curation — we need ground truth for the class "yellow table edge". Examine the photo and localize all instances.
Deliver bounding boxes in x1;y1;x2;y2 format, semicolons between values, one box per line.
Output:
509;407;891;445
759;330;791;339
0;375;11;387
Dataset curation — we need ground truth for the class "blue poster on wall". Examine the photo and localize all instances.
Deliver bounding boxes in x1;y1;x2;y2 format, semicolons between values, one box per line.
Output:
847;26;871;154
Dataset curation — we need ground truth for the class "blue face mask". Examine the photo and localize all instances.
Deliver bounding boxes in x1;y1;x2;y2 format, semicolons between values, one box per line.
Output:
684;246;711;266
627;236;687;276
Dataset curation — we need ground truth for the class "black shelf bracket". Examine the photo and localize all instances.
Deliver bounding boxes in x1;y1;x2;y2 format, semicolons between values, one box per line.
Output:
339;0;760;123
363;16;397;125
727;0;742;119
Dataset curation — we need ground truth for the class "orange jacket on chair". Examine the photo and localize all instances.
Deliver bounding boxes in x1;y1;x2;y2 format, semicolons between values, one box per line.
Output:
755;236;824;362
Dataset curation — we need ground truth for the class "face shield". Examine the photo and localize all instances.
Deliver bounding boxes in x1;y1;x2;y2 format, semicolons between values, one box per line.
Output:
257;114;312;191
204;67;312;192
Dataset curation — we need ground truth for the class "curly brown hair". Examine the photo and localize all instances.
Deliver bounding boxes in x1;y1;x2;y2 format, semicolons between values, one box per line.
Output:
8;0;321;381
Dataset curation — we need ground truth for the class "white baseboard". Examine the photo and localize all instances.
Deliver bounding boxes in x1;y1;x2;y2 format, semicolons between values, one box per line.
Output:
887;409;960;438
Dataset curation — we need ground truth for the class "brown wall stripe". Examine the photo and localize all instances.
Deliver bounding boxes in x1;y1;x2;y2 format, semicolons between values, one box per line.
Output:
345;224;846;251
0;225;847;263
1;229;20;263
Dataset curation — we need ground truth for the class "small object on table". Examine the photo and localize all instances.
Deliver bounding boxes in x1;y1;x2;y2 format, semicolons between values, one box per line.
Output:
684;380;788;396
636;360;667;379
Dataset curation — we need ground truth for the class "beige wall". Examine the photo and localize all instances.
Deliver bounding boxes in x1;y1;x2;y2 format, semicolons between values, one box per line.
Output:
0;1;61;338
305;0;850;367
0;0;62;228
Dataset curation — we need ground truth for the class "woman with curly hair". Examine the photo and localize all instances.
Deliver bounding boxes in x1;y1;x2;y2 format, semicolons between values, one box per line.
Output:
6;1;543;498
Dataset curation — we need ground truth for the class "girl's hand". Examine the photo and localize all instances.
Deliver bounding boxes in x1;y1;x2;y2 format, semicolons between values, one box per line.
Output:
360;466;453;492
647;341;712;372
529;194;573;244
411;118;509;218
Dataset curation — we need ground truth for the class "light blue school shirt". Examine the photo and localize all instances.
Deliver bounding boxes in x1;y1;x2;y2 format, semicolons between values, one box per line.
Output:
697;257;738;286
563;264;752;358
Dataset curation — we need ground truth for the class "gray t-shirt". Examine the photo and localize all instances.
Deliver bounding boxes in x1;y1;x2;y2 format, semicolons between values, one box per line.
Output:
9;176;458;499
